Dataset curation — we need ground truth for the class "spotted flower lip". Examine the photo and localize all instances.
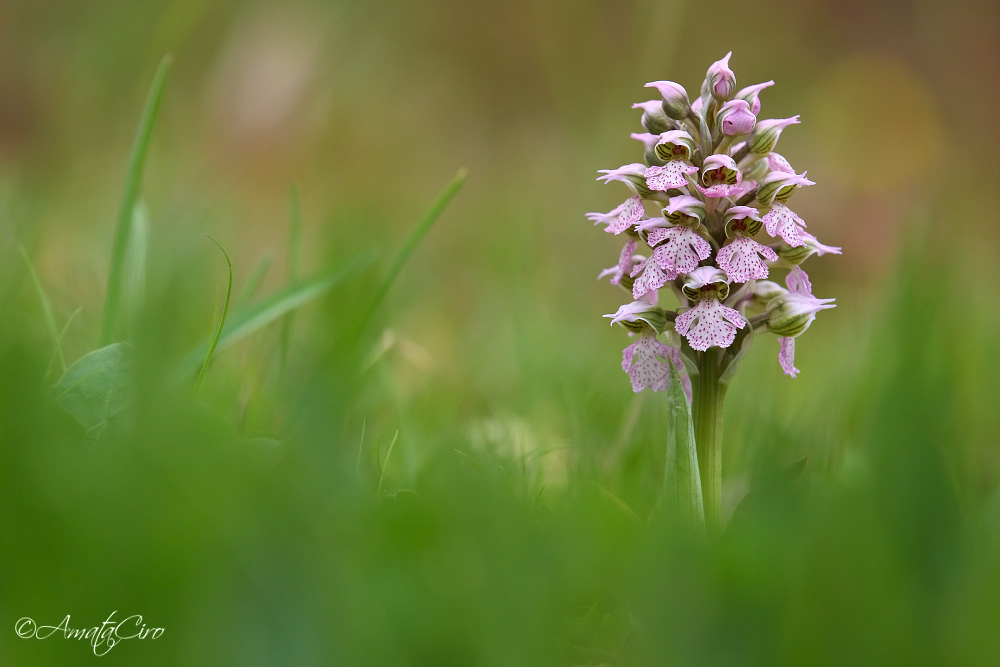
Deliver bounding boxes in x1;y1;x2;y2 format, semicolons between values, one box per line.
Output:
622;333;688;393
675;298;747;351
643;161;699;191
630;255;676;300
696;154;743;197
736;80;774;115
586;195;645;235
717;237;778;283
762;201;807;247
648;226;712;277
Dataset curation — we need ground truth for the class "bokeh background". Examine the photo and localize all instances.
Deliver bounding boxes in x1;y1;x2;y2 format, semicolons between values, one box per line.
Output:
2;0;999;665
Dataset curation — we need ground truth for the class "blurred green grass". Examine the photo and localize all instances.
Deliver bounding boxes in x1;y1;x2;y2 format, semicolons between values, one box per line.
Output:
2;0;1000;665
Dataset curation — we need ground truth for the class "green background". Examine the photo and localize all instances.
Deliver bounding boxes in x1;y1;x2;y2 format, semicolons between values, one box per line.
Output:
2;0;999;664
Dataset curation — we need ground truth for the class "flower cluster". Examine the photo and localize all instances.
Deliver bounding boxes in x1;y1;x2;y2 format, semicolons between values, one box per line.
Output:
592;53;839;392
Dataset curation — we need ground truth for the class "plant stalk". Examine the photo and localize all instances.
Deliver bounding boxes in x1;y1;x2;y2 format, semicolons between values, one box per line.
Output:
694;348;727;536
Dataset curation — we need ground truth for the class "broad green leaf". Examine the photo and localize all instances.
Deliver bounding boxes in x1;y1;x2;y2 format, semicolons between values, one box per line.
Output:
662;361;704;529
52;343;134;441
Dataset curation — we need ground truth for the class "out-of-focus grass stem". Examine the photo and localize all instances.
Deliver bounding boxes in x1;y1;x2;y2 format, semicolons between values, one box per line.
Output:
100;55;172;346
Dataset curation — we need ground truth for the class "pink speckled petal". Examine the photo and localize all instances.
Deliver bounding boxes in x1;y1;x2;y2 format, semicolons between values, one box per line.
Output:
650;227;712;274
762;202;807;247
785;265;813;296
717;237;779;283
631;257;677;300
598;239;639;285
696;182;744;198
674;299;746;351
779;337;799;378
643;162;698;191
622;334;685;392
586;196;645;235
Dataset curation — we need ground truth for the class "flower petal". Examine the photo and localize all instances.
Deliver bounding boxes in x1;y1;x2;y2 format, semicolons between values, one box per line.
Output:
762;202;807;247
779;336;799;378
622;335;686;393
649;227;712;275
717;237;778;283
643;162;698;191
598;239;639;285
586;196;645;235
674;299;746;351
631;256;676;300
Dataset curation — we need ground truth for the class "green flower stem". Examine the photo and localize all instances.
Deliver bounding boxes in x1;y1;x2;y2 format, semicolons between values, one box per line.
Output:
694;348;727;536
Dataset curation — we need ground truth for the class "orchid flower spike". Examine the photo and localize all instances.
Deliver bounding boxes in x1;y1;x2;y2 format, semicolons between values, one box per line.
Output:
588;54;838;395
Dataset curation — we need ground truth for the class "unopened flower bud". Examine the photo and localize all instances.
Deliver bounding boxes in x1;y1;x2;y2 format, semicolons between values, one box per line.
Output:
682;266;731;301
748;116;800;155
704;52;736;101
644;80;692;120
632;100;673;134
775;231;843;265
724;205;763;237
736;80;774;115
765;291;835;337
653;130;695;162
756;170;815;206
717;99;756;136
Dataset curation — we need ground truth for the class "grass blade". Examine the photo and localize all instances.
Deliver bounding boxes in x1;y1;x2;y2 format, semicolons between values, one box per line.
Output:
19;246;65;375
356;168;467;335
194;235;234;390
280;185;304;369
235;252;273;309
178;250;375;376
46;307;84;379
100;55;172;345
124;201;149;340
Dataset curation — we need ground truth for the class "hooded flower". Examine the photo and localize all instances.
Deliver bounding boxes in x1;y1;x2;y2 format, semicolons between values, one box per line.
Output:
696;154;743;197
674;267;746;351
